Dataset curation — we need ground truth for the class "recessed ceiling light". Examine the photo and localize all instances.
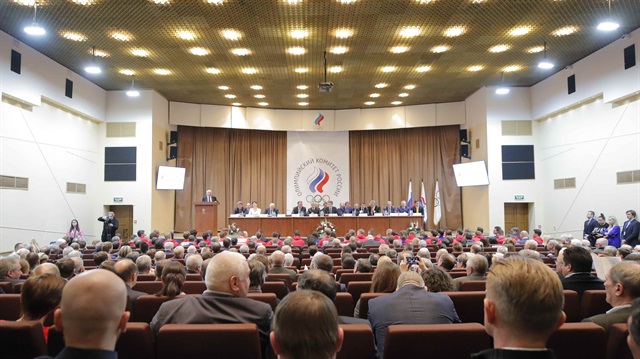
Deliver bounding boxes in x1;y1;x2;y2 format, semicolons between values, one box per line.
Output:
364;101;375;106
399;26;421;38
150;0;170;4
14;1;38;5
415;0;435;3
398;93;409;97
206;67;221;74
287;47;306;55
444;26;466;37
72;0;96;5
111;31;132;41
526;46;544;53
375;83;388;88
297;85;308;90
370;93;381;98
329;66;343;73
131;49;150;57
119;69;135;76
404;85;415;90
503;65;521;72
381;66;396;73
224;94;236;99
489;44;510;53
254;94;266;98
431;45;450;53
390;46;409;53
250;85;263;90
61;31;87;41
496;87;510;95
339;0;357;3
218;86;230;90
207;0;225;4
242;68;257;74
391;101;402;105
416;65;431;72
298;102;309;106
93;49;110;57
258;102;269;106
597;21;620;32
286;0;301;4
467;65;484;72
176;30;196;40
297;94;309;98
231;48;251;56
232;102;241;106
509;26;531;36
290;29;309;39
221;29;242;40
189;47;210;56
295;68;308;73
330;46;348;54
334;28;354;38
154;69;171;75
552;26;578;36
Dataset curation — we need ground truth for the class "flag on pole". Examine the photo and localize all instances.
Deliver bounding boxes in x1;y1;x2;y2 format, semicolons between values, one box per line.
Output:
433;180;441;226
407;180;413;209
420;180;428;224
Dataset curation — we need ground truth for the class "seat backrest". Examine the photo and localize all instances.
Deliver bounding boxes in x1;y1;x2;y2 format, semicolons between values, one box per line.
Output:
607;323;633;359
358;293;388;319
346;281;373;304
458;280;486;291
449;271;468;279
267;273;292;288
262;281;288;299
337;324;377;359
156;324;261;359
383;323;492;359
335;269;353;281
0;281;14;294
13;282;24;294
547;322;607;359
185;273;202;281
136;274;156;281
0;321;47;358
132;281;163;294
563;290;582;322
442;291;485;324
182;281;207;294
247;293;278;311
581;290;611;319
0;294;22;321
132;295;185;323
334;292;354;317
340;273;374;286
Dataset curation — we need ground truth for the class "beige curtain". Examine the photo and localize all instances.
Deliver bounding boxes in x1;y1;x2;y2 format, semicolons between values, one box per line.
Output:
349;126;462;229
175;126;287;232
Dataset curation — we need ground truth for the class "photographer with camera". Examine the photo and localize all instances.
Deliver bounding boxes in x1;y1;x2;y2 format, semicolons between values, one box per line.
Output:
98;211;119;242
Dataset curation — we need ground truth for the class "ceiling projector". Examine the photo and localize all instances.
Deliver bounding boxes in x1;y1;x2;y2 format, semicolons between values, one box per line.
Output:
318;81;334;93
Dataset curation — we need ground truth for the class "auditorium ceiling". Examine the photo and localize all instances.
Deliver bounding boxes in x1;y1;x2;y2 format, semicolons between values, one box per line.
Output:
1;0;640;110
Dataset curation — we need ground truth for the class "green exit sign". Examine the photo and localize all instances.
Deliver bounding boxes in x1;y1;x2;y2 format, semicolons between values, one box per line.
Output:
514;195;525;200
113;197;123;203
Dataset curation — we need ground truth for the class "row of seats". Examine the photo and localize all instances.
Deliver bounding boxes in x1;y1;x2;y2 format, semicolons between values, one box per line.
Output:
0;320;631;359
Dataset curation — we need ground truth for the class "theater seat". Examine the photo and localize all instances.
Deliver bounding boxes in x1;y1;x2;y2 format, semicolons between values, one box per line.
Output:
337;324;377;359
0;281;14;293
357;293;388;319
340;273;374;286
442;291;485;324
185;273;202;281
0;321;47;359
262;281;288;299
334;292;354;317
136;274;156;281
156;324;261;359
581;290;611;319
607;323;633;359
132;295;185;323
458;280;486;291
547;322;606;359
132;281;163;294
347;281;372;304
267;273;292;288
0;294;22;321
383;323;492;359
247;292;278;311
563;290;582;322
182;281;207;294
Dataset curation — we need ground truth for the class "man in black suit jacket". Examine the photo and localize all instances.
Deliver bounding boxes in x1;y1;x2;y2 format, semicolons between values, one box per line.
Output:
410;203;424;215
366;200;381;216
308;202;321;215
98;212;119;242
291;201;307;216
233;201;245;215
559;246;604;300
322;201;340;216
583;210;598;244
202;189;218;203
622;209;640;247
264;203;279;217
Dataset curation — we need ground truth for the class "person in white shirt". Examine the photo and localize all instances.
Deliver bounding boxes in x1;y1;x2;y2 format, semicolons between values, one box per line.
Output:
248;201;262;217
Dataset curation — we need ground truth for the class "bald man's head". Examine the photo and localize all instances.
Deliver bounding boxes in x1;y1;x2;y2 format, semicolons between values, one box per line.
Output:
270;250;285;267
205;251;250;297
54;269;129;351
32;262;61;277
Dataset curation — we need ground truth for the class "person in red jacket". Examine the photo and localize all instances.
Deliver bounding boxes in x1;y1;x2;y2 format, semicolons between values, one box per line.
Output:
291;231;306;246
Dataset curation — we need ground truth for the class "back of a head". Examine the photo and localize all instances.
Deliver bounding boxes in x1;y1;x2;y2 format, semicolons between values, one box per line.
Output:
186;254;203;272
160;261;186;298
421;268;455;293
486;256;564;338
439;253;456;271
271;251;285;267
298;269;337;301
136;255;152;273
563;246;593;273
396;271;424;289
21;273;66;321
468;255;489;275
248;260;266;287
356;258;372;273
32;262;61;277
114;259;138;284
608;261;640;299
371;262;401;293
57;258;75;279
272;290;341;359
205;251;249;295
311;254;333;273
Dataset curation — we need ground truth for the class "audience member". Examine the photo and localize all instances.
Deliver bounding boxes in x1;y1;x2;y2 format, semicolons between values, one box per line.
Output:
114;259;147;308
57;258;76;280
18;273;66;343
155;261;186;298
269;250;297;281
354;262;400;317
32;262;61;277
248;259;267;293
0;256;25;286
422;267;455;293
559;246;604;299
628;298;640;359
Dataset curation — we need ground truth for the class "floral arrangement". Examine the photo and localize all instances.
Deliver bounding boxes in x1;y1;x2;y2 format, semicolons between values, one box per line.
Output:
227;222;241;236
406;221;420;234
316;219;336;235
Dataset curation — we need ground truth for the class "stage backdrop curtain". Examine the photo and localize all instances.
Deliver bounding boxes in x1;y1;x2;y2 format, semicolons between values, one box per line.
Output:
175;126;287;233
349;125;462;230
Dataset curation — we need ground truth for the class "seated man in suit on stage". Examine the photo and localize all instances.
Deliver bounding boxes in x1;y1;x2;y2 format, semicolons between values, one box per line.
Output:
582;261;640;331
202;189;218;203
559;246;605;299
341;201;353;214
452;254;488;290
382;201;395;215
308;202;321;216
366;200;381;216
291;201;307;216
264;203;279;217
352;203;362;216
623;209;640;247
396;200;410;214
411;201;424;215
150;251;273;353
323;200;340;216
233;201;245;215
473;256;565;359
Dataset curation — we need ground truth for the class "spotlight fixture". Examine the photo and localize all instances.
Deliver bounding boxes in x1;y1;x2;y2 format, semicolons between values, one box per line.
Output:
537;41;554;69
24;2;46;36
597;0;620;31
495;72;510;95
84;46;102;74
126;76;140;97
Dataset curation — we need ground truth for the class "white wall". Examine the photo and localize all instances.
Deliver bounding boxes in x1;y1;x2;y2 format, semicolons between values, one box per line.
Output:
150;92;176;234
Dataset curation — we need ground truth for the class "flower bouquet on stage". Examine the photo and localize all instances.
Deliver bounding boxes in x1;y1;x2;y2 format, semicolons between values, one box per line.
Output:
316;219;336;237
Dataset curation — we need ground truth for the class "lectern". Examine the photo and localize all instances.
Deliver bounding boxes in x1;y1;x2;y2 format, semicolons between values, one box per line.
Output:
193;202;218;233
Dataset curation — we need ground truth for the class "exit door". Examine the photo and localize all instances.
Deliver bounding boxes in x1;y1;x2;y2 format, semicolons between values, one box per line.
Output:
504;203;529;234
108;205;134;240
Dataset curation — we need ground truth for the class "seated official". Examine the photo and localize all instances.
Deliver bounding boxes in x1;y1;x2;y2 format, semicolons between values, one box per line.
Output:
247;201;262;217
307;202;321;216
323;201;340;216
233;201;246;215
381;201;395;215
410;203;424;215
291;201;307;216
264;203;279;217
396;200;410;214
366;200;381;216
341;202;353;214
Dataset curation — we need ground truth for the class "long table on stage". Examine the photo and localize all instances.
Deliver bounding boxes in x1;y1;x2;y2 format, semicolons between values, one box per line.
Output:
226;215;424;237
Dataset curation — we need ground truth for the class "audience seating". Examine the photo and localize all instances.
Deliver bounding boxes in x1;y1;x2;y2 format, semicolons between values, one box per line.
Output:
156;324;261;359
449;271;468;279
137;274;156;281
132;295;185;323
0;321;48;359
0;294;22;320
247;293;278;311
133;281;163;294
185;274;202;281
335;268;354;281
334;292;354;317
357;293;388;319
458;280;486;291
182;281;206;294
563;290;582;322
383;323;492;359
347;281;373;304
339;273;374;286
301;258;312;267
547;322;607;359
266;273;292;288
581;290;611;319
442;291;485;324
13;282;24;294
607;323;633;359
262;281;288;299
0;281;14;293
337;324;378;359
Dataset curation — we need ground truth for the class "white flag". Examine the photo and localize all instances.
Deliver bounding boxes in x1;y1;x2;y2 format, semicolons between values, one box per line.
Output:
433;180;441;226
407;180;413;209
420;180;428;224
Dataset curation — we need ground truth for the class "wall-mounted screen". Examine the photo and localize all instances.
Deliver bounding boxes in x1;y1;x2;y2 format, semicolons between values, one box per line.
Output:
453;161;490;187
156;166;186;190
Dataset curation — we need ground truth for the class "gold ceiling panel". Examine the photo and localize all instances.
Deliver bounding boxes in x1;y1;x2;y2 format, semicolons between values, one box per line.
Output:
1;0;639;109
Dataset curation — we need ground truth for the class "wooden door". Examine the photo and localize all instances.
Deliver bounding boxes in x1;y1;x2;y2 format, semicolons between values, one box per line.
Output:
109;205;133;239
504;203;529;233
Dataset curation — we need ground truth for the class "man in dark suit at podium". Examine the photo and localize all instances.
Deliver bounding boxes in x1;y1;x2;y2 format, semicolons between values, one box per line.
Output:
622;209;640;247
366;200;381;216
292;201;307;216
323;201;340;216
583;210;598;244
202;189;218;203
